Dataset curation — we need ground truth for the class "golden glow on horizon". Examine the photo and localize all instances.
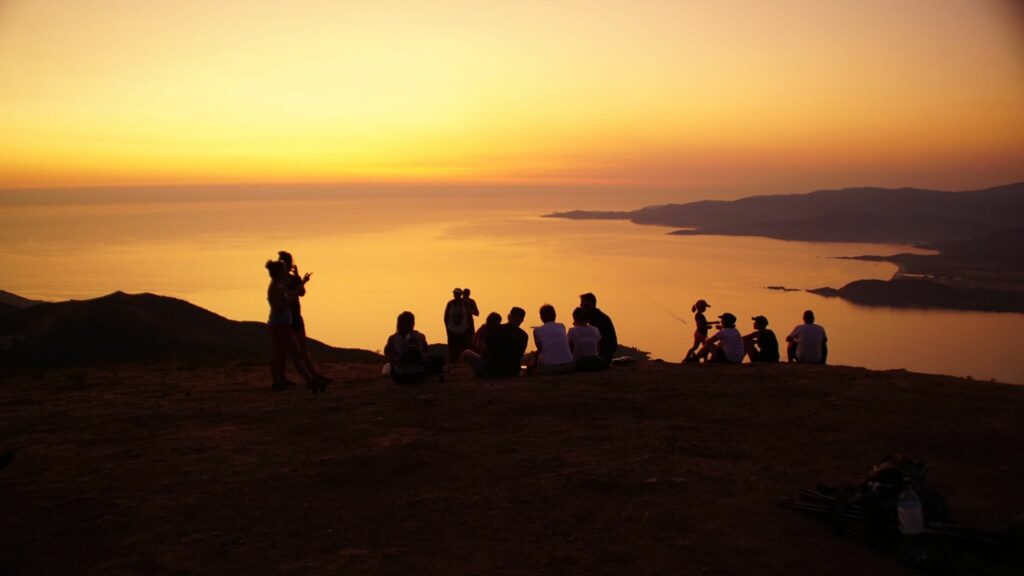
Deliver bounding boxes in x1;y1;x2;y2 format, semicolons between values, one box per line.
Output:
1;0;1023;189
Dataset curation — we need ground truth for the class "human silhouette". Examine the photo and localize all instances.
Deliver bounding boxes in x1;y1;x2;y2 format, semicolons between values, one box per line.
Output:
277;250;329;384
473;312;502;355
384;311;443;384
744;315;780;363
463;307;529;378
786;310;828;364
462;287;481;334
530;304;575;375
265;260;326;392
683;299;714;363
444;288;472;362
579;292;617;366
695;312;745;364
568;306;604;372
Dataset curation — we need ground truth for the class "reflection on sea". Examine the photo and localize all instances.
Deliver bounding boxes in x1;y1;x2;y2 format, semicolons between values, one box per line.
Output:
1;188;1021;384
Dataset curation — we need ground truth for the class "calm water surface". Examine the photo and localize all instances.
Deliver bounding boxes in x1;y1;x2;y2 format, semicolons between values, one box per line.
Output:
2;187;1021;384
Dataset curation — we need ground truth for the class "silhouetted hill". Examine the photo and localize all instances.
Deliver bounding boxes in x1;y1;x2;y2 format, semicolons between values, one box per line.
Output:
927;227;1024;267
0;291;381;368
808;227;1024;312
0;290;44;309
809;279;1024;312
546;182;1024;245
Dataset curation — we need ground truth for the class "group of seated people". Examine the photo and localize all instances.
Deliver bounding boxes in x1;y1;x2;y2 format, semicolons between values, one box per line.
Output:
687;303;828;366
384;292;618;383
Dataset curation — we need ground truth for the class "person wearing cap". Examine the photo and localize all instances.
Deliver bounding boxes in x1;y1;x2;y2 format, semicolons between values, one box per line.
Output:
579;292;617;366
683;299;714;363
786;310;828;364
744;315;780;363
696;312;745;364
444;288;471;362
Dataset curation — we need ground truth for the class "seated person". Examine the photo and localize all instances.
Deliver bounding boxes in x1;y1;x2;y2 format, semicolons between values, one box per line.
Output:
580;292;617;366
462;307;529;378
568;306;604;372
472;312;503;355
530;304;575;375
384;311;443;384
696;312;746;364
744;315;780;363
786;309;828;364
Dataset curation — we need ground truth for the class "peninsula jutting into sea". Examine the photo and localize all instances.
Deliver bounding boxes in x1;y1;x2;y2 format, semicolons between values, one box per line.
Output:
546;182;1024;313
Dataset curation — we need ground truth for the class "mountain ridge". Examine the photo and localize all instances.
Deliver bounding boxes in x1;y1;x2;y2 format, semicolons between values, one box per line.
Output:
546;182;1024;245
0;291;381;368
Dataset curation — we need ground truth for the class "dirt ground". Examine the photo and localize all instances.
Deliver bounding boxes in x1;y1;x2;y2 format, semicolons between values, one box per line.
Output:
2;360;1022;575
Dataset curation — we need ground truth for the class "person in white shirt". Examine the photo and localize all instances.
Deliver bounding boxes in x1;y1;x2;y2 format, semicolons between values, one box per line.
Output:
697;312;746;364
568;306;604;372
530;304;575;375
786;309;828;364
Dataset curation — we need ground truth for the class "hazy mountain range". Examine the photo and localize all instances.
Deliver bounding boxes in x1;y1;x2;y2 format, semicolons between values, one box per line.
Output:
546;182;1024;246
547;182;1024;312
0;291;381;368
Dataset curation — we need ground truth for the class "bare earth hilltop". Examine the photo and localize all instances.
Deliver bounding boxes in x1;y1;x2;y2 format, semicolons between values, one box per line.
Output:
2;359;1022;575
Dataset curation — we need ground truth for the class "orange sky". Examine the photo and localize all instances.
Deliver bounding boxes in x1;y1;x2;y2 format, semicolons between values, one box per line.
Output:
1;0;1022;192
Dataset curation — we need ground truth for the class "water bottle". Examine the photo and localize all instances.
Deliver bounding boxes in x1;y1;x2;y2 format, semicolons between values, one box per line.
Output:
897;478;927;561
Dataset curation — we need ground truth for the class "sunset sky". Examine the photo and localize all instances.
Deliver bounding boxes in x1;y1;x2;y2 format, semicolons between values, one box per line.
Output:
1;0;1022;193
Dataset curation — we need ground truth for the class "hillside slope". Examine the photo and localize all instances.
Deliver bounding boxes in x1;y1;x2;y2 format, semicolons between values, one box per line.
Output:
1;361;1021;575
0;291;380;367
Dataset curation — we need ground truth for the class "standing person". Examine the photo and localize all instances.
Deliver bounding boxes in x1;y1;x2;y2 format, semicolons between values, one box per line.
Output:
579;292;617;367
277;250;330;385
444;288;471;362
744;315;780;363
786;310;828;364
462;307;529;379
568;306;604;372
462;287;481;334
531;304;575;375
697;312;745;364
265;260;322;392
683;299;713;363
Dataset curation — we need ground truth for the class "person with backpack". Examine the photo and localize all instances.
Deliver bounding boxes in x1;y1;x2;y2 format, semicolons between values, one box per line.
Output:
384;311;442;384
444;288;472;362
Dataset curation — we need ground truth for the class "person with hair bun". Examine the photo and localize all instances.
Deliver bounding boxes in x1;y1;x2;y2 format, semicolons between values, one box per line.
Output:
265;259;327;392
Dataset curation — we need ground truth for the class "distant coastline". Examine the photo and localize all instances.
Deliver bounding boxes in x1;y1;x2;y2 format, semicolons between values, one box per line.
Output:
545;182;1024;313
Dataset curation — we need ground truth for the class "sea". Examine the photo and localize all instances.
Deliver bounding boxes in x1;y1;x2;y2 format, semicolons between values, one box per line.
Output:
2;184;1022;384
